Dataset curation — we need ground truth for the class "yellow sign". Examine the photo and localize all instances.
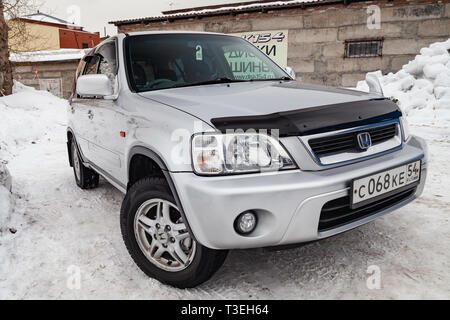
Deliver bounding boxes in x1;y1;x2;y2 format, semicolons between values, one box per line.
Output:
231;30;289;68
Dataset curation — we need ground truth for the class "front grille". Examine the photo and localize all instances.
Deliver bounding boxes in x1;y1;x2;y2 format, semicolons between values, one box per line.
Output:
309;123;397;157
319;187;416;232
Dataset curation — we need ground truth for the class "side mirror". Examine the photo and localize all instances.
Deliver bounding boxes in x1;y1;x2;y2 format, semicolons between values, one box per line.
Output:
285;66;296;80
365;72;384;96
76;74;113;98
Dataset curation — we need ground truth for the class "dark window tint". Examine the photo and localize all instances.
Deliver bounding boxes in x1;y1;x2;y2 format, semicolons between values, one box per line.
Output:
83;55;100;75
125;34;288;92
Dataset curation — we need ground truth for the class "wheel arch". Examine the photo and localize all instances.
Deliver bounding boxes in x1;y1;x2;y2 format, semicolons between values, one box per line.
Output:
127;146;198;242
128;146;169;178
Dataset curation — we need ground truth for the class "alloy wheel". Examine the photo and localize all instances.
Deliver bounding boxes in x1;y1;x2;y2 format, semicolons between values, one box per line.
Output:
133;199;196;272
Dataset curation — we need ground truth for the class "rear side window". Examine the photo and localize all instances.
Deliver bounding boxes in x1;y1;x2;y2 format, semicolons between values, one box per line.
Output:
97;41;118;91
97;42;117;79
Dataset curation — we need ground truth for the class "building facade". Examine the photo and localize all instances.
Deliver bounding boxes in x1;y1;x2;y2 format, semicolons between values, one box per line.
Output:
111;0;450;87
10;49;85;99
8;12;101;53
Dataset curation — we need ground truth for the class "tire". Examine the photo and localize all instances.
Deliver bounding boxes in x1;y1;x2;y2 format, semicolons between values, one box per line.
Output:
70;138;99;190
120;177;228;288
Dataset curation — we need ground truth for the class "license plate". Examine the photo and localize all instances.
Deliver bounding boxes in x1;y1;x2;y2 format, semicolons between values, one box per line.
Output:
351;160;421;208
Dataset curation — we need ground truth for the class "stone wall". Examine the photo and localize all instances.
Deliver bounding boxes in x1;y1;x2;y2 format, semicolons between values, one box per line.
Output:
12;60;79;99
117;0;450;87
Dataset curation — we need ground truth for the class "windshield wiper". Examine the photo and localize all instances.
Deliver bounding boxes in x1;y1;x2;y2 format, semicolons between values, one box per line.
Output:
172;77;249;89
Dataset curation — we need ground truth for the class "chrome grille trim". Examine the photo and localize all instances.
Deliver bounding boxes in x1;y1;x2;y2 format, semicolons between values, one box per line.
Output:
298;119;403;167
309;123;397;156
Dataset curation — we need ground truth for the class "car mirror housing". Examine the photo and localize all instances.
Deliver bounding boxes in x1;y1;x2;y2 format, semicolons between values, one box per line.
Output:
76;74;114;98
285;66;296;80
365;72;384;96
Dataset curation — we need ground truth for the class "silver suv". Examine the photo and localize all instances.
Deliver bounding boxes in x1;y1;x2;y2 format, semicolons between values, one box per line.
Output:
68;32;428;288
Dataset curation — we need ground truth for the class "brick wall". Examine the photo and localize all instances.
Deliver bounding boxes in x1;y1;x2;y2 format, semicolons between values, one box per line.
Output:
59;29;101;49
117;0;450;87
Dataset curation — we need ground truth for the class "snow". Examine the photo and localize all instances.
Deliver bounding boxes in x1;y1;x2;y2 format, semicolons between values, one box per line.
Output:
1;45;450;298
0;163;12;231
0;164;12;193
10;49;88;63
356;39;450;129
22;13;81;28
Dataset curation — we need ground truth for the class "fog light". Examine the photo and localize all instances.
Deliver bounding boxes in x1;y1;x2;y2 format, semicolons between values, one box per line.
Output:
235;212;257;235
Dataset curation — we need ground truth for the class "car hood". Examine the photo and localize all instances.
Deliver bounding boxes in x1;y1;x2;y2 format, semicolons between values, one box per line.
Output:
138;81;380;124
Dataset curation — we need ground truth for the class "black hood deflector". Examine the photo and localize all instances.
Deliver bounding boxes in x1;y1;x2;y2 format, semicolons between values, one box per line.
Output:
211;98;402;137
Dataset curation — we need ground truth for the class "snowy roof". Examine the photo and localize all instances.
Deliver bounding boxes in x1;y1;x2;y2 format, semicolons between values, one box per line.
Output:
10;49;88;63
110;0;327;25
21;12;82;28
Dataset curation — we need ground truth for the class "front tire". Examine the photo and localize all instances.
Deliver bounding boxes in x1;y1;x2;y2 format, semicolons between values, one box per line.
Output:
120;177;228;288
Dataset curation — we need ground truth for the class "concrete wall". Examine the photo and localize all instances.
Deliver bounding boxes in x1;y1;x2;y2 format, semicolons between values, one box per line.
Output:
12;60;79;99
117;0;450;87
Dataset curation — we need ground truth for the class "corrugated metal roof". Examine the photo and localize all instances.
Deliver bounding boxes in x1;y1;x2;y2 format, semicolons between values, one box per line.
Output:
110;0;332;26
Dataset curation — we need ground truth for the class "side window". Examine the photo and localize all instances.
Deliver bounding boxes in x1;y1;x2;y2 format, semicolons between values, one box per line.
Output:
97;42;118;91
73;59;86;97
83;55;100;75
76;59;85;78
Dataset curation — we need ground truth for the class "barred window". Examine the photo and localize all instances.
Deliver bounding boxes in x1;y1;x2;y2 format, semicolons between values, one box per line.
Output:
345;40;383;58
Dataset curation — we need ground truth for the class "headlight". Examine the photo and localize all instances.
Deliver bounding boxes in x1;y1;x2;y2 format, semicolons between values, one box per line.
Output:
400;117;410;142
192;133;297;175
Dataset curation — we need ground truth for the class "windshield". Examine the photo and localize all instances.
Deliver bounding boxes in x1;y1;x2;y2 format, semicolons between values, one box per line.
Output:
125;33;290;92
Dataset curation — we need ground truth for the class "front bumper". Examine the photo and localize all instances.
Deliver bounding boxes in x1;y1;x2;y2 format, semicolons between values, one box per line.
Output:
171;136;428;250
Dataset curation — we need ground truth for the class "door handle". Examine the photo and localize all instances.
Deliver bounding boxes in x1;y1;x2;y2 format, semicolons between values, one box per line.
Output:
88;110;94;120
70;106;75;114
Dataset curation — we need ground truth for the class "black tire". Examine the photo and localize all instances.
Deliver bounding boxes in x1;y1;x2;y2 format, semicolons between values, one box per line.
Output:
70;138;99;190
120;177;228;288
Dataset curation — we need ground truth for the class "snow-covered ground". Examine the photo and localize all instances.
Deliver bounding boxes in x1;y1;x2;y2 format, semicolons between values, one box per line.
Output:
1;40;450;299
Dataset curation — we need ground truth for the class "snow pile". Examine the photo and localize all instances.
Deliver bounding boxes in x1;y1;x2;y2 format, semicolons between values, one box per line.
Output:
0;81;68;157
0;163;12;231
0;163;12;192
357;39;450;128
0;186;12;231
0;82;68;230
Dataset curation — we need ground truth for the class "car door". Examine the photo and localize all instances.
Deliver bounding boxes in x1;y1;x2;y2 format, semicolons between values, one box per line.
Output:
70;54;101;163
87;40;127;182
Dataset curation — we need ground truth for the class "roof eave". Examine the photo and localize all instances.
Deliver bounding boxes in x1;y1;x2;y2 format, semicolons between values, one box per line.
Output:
109;0;346;26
